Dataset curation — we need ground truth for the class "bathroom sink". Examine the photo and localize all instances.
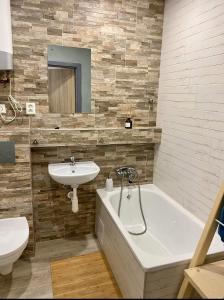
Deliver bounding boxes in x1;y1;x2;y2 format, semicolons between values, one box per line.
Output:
48;161;100;213
48;161;100;187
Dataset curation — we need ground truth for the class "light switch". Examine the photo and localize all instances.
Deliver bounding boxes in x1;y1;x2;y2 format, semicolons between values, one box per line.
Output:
26;102;36;115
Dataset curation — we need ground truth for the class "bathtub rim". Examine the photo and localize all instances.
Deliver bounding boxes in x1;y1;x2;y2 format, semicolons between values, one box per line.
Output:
96;183;224;272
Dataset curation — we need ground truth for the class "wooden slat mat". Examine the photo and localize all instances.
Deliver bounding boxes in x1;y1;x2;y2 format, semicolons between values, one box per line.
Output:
50;251;122;299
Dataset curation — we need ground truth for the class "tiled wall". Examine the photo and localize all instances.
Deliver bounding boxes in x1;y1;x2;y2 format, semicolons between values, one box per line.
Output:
0;129;34;256
154;0;224;222
11;0;164;129
0;0;164;252
32;144;154;241
30;127;162;146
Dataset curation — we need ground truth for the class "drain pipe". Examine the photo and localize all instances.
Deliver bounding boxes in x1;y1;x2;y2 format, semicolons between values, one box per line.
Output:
67;187;79;213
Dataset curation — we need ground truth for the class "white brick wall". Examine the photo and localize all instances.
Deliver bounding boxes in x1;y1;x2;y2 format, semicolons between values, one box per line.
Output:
154;0;224;221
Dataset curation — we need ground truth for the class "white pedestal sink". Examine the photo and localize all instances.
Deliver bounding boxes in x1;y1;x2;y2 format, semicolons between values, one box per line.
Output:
48;161;100;213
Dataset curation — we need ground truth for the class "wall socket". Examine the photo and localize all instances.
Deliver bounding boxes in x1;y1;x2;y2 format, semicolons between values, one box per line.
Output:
0;104;6;114
26;102;36;115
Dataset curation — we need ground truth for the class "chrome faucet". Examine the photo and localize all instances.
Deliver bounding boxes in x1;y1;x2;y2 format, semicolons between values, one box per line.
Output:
70;156;75;166
115;166;138;183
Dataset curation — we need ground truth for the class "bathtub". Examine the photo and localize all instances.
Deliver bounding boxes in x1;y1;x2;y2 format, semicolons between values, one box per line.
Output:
96;184;224;298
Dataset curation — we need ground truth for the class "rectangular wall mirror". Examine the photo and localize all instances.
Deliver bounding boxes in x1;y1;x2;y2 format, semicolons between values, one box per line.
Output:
48;45;91;113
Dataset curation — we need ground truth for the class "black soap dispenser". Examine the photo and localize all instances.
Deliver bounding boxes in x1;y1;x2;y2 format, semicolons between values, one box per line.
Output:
125;117;132;129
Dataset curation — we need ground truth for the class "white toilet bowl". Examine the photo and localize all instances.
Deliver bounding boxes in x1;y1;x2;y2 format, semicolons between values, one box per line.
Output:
0;217;29;275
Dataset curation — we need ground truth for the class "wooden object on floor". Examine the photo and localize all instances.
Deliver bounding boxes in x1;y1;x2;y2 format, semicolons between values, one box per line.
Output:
184;260;224;299
177;183;224;299
50;251;122;299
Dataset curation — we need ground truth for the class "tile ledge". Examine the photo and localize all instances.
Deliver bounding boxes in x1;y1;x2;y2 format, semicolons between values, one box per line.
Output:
30;142;158;148
30;127;162;148
31;127;160;131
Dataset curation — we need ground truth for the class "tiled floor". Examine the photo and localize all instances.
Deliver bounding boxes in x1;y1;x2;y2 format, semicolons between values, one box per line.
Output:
0;234;99;299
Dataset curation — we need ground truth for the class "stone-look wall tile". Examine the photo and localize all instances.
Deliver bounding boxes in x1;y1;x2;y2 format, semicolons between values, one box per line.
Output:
30;127;162;147
9;0;164;129
0;0;164;255
30;113;96;129
0;72;33;255
98;128;160;145
31;144;154;241
0;131;35;255
0;130;30;144
30;129;98;146
153;128;162;144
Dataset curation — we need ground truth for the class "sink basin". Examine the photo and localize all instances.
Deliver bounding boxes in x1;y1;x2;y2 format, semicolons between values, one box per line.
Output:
48;161;100;213
48;161;100;187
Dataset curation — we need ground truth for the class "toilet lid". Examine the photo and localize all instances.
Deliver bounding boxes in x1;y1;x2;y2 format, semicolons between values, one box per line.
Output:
0;217;29;257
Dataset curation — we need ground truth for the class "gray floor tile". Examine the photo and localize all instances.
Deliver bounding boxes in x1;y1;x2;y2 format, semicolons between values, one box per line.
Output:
0;234;99;299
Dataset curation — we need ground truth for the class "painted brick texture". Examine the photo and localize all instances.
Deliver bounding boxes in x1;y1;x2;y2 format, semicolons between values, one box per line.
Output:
154;0;224;221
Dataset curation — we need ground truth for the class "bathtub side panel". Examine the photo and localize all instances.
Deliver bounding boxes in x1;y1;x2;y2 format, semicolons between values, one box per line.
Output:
96;196;145;298
144;262;189;298
143;251;224;299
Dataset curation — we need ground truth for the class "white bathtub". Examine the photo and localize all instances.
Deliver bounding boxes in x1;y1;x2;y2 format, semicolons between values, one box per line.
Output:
96;184;224;298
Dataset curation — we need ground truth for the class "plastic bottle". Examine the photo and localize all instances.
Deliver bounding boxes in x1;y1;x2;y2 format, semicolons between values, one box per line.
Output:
105;174;113;192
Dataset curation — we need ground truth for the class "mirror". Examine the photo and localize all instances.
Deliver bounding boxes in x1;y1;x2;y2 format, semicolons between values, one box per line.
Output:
48;45;91;113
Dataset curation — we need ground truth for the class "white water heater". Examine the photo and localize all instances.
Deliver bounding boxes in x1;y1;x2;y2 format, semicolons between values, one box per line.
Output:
0;0;13;70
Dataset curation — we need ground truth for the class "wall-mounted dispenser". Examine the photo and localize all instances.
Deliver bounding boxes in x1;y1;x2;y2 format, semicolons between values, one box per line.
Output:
0;0;13;70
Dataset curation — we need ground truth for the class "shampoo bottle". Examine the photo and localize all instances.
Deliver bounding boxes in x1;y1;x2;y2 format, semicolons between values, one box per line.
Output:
105;173;113;192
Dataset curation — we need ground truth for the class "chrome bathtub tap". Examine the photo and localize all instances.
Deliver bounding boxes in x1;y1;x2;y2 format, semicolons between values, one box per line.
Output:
115;166;138;183
116;166;147;235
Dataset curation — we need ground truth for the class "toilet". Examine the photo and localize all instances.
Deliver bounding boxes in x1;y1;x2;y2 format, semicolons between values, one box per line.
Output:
0;217;29;275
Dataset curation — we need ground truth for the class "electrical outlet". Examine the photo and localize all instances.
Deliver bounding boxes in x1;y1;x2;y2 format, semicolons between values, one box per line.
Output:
26;102;36;115
0;104;6;114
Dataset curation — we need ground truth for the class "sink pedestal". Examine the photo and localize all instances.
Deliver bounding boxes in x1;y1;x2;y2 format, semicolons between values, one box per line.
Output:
68;187;79;213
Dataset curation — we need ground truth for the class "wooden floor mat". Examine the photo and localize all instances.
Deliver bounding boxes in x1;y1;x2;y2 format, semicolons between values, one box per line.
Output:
50;251;122;299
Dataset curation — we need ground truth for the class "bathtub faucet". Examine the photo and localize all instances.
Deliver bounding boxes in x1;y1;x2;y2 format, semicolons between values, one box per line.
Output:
115;166;138;183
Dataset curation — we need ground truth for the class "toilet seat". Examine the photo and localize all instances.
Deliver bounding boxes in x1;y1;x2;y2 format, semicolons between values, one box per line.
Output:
0;217;29;258
0;217;29;274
